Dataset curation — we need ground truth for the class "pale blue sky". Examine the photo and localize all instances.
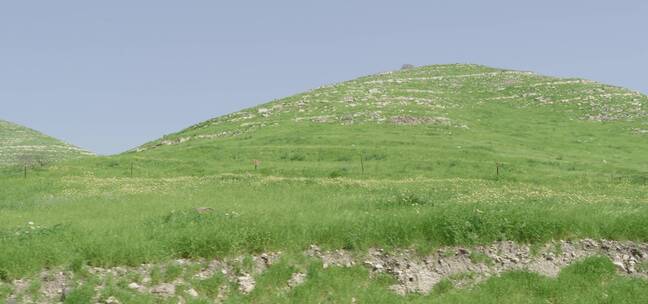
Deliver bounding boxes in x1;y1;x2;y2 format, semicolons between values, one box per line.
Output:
1;1;646;154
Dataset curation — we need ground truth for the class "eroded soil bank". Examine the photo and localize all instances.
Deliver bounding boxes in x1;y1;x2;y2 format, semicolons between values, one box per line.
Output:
3;239;648;303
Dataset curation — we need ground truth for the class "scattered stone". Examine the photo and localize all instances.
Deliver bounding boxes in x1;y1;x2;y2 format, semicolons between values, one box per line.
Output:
256;252;280;272
186;288;199;298
128;282;142;290
287;272;307;289
237;274;256;294
632;128;648;134
104;296;121;304
613;256;627;273
151;283;176;297
194;259;230;280
390;115;451;126
307;246;355;268
175;258;190;265
195;207;214;214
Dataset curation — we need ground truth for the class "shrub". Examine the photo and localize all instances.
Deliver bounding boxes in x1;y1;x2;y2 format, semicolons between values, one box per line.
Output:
329;168;348;178
0;268;9;282
401;64;415;70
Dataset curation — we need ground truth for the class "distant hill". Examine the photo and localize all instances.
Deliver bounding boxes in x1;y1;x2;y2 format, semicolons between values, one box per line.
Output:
138;64;647;151
0;119;93;167
129;64;647;180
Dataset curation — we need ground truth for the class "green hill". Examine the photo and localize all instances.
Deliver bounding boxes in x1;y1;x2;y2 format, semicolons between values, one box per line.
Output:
121;64;647;181
2;64;648;303
0;119;93;167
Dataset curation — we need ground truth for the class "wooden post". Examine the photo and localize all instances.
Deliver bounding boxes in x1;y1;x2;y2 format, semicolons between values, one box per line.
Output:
360;154;365;175
24;164;27;179
496;162;500;178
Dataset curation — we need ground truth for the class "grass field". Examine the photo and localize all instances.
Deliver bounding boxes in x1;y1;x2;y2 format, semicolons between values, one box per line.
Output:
1;64;648;303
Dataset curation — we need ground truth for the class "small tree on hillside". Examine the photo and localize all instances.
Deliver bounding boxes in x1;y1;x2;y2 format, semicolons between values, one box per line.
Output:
17;153;36;167
16;152;48;177
401;64;415;70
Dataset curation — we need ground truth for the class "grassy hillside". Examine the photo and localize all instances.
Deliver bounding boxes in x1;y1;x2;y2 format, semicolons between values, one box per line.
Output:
0;119;93;168
2;64;648;303
64;64;647;181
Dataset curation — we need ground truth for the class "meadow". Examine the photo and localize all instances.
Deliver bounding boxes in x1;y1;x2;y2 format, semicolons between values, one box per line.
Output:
1;64;648;303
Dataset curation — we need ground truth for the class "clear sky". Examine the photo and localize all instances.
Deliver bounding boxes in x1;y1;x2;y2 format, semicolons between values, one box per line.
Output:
1;1;646;154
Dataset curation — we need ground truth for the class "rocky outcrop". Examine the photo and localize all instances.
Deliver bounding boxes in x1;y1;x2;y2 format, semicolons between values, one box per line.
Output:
308;239;648;295
4;240;648;303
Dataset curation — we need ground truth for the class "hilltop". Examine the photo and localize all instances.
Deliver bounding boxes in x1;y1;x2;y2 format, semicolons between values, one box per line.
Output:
118;64;647;181
141;64;647;145
0;119;93;167
140;64;646;151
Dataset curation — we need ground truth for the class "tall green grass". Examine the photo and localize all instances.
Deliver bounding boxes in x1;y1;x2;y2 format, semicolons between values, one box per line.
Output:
1;175;647;279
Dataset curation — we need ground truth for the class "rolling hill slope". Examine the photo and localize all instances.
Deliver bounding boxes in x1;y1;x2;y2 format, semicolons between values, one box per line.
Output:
121;64;647;181
142;64;646;147
0;119;93;167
